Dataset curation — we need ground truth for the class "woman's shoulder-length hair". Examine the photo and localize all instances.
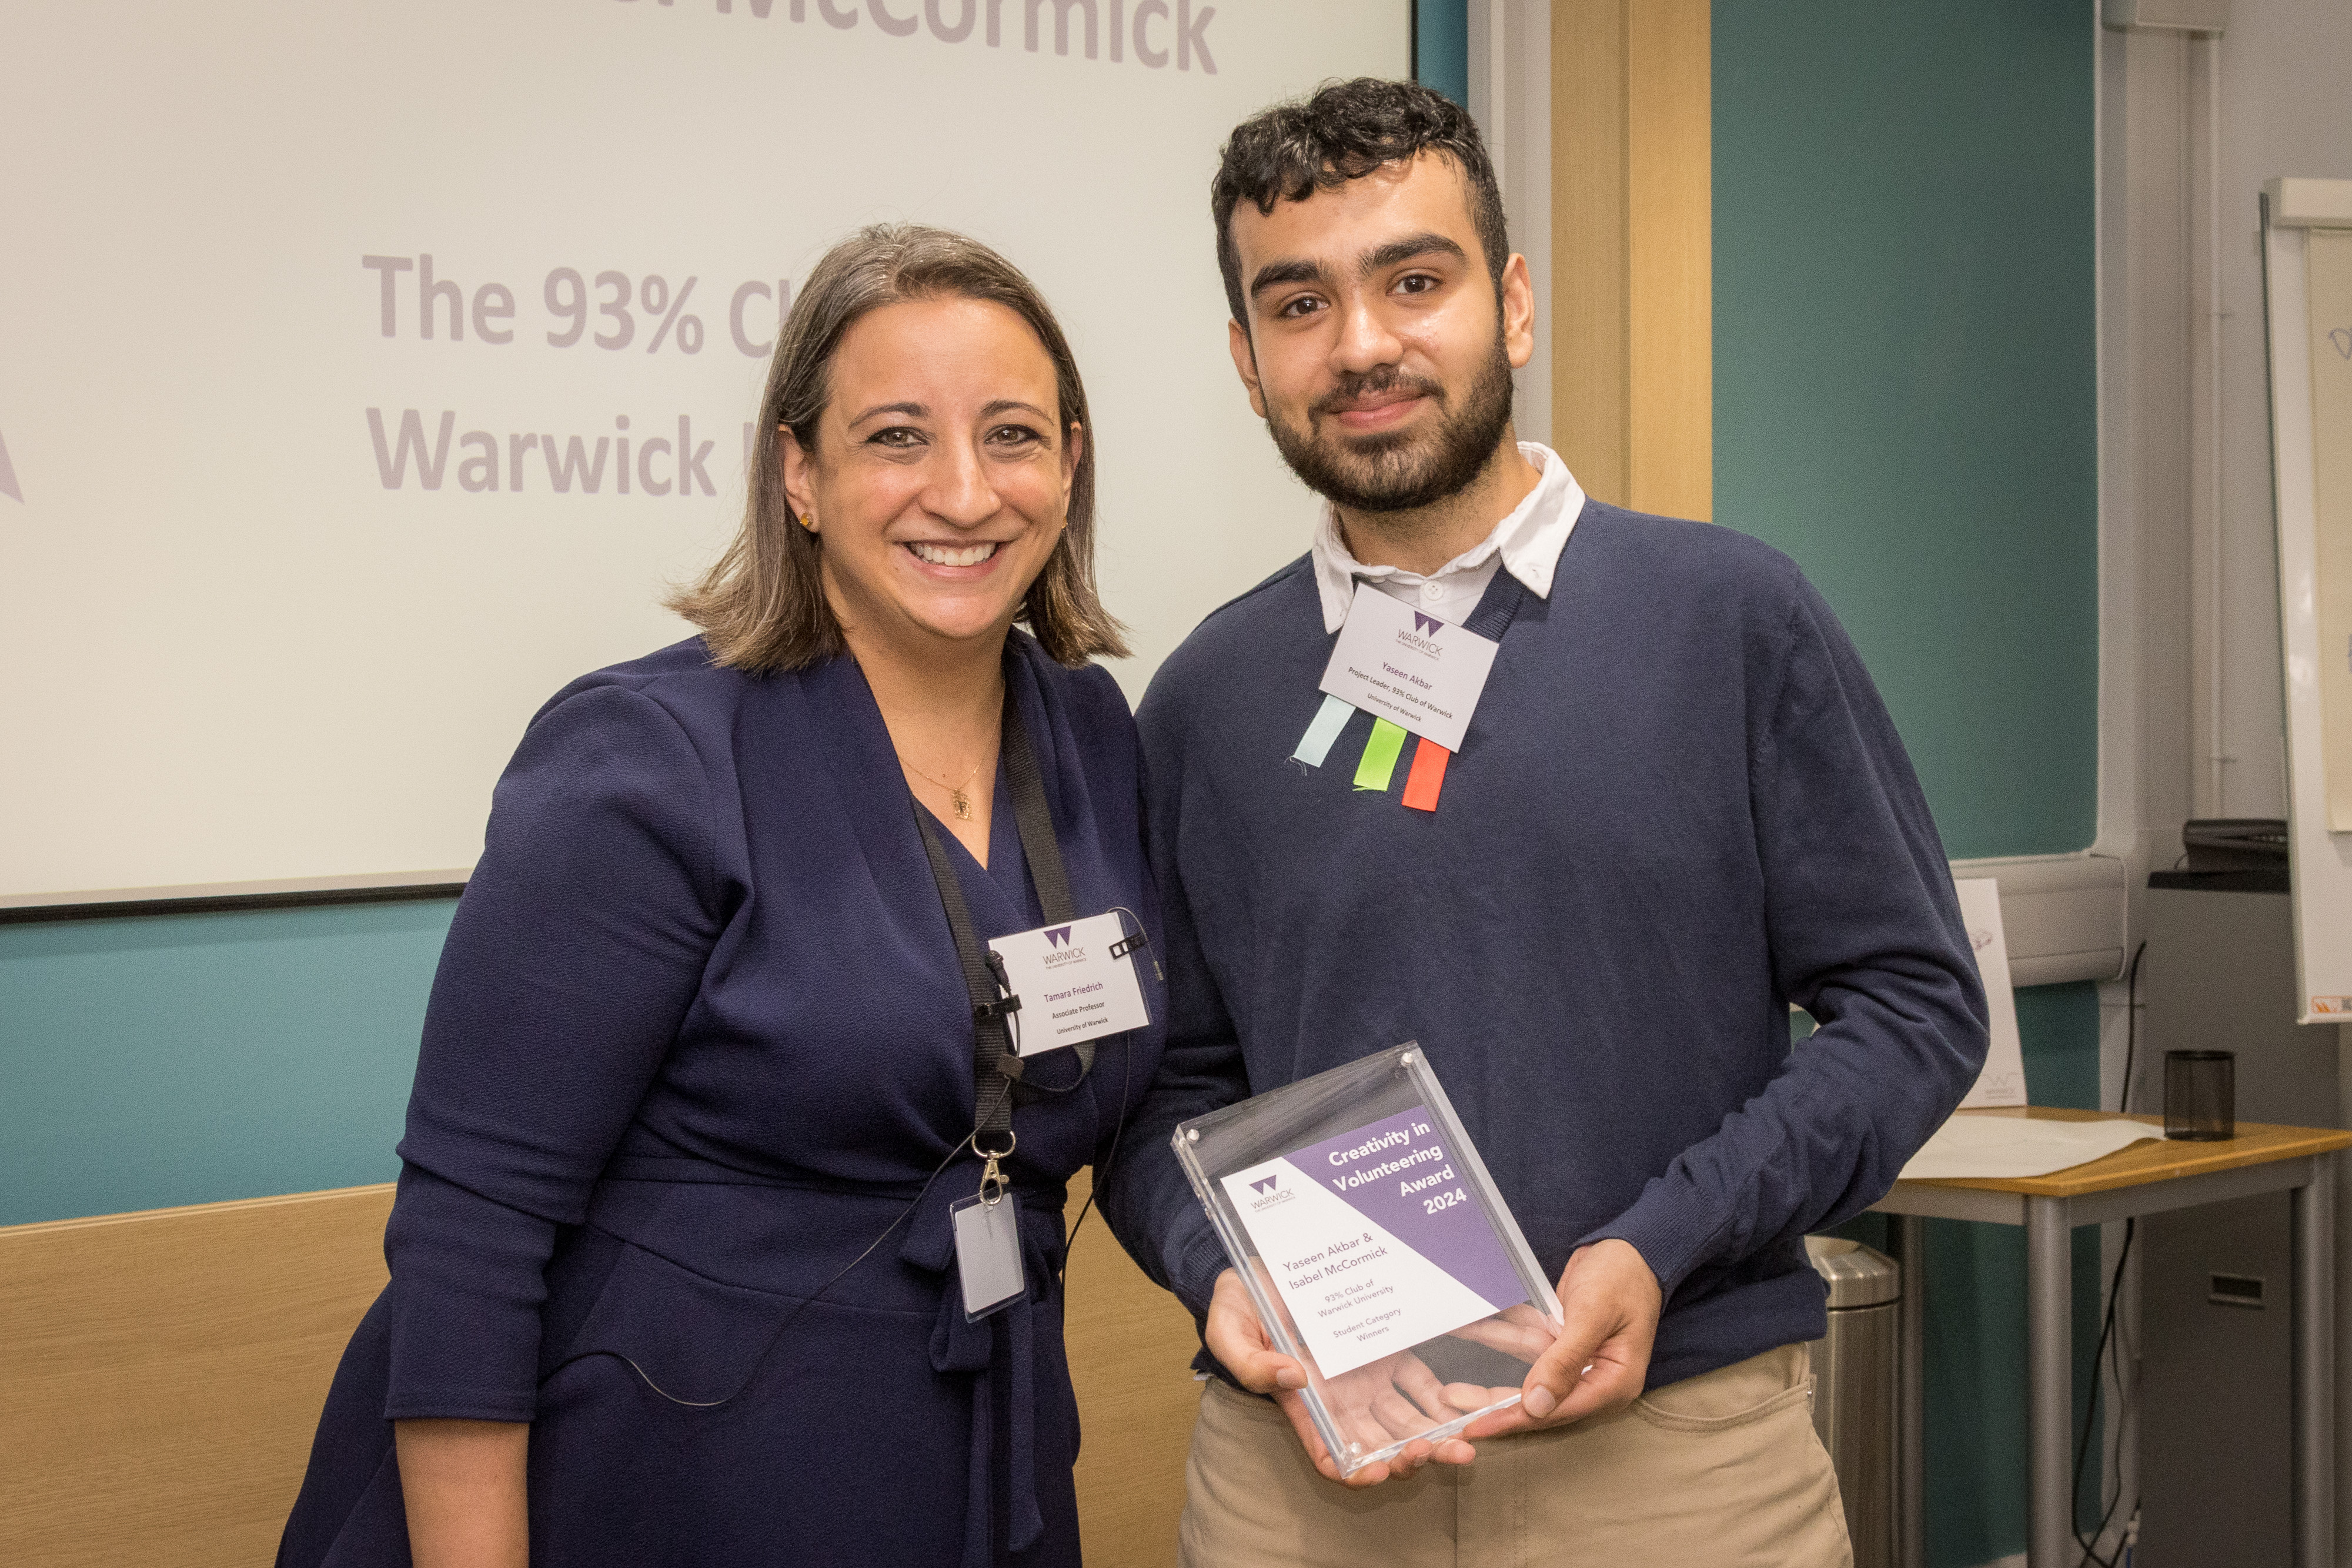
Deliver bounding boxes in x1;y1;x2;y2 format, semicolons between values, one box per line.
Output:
667;223;1128;673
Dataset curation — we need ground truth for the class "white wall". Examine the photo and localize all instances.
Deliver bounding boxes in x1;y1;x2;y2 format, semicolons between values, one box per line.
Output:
2212;1;2352;819
1465;0;1551;447
2103;0;2352;863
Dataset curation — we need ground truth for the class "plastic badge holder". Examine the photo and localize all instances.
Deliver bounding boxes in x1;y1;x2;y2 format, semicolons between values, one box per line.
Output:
1172;1042;1561;1477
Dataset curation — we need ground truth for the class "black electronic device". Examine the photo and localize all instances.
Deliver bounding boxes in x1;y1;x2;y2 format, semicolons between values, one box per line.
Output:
2149;819;2289;894
2180;818;2288;870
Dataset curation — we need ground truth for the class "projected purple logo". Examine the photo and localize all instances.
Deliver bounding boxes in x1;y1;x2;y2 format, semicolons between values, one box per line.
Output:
1045;926;1073;948
0;430;18;502
1412;613;1442;637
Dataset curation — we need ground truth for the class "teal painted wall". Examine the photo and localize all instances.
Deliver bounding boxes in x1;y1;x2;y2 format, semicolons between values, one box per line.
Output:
1717;5;2104;1565
0;901;449;1228
1413;0;1469;109
1713;0;2099;862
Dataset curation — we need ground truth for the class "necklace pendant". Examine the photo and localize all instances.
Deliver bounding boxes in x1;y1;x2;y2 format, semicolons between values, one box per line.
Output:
952;789;972;821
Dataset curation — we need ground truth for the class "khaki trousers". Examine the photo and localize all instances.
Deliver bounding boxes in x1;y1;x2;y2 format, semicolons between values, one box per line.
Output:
1176;1344;1852;1568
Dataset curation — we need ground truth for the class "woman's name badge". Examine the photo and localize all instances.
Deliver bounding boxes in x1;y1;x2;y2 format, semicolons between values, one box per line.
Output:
1317;585;1501;753
950;1191;1025;1322
987;911;1150;1057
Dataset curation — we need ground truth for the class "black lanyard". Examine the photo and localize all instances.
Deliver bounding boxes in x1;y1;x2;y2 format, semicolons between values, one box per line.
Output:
910;683;1085;1156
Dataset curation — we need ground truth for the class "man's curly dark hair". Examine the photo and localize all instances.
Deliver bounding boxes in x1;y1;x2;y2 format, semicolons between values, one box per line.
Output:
1211;78;1511;332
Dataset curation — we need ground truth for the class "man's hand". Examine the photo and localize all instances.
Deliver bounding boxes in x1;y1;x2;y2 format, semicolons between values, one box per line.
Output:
1464;1239;1661;1439
1201;1267;1476;1486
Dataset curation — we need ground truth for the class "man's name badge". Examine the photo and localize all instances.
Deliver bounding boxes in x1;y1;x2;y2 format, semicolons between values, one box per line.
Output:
950;1191;1025;1322
988;911;1150;1057
1316;584;1501;754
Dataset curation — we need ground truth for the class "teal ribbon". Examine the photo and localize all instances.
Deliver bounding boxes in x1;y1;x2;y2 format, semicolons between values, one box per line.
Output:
1291;693;1355;768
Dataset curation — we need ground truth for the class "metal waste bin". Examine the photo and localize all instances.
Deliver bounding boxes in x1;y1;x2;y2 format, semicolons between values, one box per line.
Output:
1807;1235;1899;1568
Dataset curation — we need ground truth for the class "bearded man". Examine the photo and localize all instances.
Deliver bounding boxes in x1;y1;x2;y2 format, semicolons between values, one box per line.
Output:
1093;78;1987;1567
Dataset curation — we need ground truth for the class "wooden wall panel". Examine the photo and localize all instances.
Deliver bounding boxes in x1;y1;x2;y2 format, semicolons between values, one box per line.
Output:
1552;0;1712;521
0;1185;394;1568
0;1175;1203;1567
1626;0;1713;521
1064;1167;1206;1567
1552;0;1632;506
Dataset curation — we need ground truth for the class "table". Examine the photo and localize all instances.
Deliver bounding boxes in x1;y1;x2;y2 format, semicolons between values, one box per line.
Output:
1869;1108;2351;1568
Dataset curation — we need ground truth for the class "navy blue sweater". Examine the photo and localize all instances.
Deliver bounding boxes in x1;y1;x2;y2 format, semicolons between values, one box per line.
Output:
1093;503;1986;1388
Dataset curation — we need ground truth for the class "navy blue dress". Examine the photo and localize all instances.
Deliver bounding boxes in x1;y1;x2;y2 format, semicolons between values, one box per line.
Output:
278;633;1168;1568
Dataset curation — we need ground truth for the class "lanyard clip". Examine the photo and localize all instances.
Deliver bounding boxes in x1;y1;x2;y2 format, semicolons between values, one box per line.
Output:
976;1131;1017;1206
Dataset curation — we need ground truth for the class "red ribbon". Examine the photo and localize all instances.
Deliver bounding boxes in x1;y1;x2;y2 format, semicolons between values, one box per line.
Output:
1401;736;1451;813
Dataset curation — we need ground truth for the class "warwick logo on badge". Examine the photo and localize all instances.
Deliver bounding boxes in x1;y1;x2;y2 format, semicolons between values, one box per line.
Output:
1041;925;1087;968
1244;1169;1294;1211
1398;613;1446;657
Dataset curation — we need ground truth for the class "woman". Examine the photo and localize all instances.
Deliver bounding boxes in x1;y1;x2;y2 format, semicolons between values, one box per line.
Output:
278;225;1167;1568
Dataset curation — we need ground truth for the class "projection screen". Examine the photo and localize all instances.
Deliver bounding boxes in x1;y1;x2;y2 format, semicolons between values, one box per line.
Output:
0;0;1407;906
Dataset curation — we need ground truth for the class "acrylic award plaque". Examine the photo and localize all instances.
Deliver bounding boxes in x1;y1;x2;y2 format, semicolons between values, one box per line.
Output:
1171;1042;1562;1477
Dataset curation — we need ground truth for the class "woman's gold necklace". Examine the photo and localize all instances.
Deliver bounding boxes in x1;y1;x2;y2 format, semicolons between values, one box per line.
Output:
903;755;985;821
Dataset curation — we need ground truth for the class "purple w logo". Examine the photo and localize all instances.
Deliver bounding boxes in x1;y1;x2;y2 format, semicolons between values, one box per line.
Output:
1412;613;1442;637
1045;926;1073;948
1250;1175;1278;1195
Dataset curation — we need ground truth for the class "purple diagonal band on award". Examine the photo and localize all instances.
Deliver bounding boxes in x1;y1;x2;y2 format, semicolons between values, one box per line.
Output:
1291;1106;1528;1312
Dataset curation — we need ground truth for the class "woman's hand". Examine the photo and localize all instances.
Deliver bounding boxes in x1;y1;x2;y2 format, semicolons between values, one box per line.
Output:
1201;1267;1476;1487
394;1418;529;1568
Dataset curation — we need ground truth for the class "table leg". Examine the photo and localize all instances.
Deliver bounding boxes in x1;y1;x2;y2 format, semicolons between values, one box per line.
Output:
2026;1197;2072;1568
2293;1165;2336;1567
1893;1213;1926;1568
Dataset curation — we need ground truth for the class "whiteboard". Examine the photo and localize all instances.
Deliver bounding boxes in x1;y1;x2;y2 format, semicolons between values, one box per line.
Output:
2261;177;2352;1021
0;1;1405;906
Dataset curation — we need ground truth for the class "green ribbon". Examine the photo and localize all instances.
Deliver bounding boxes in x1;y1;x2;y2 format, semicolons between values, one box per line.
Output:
1353;718;1408;791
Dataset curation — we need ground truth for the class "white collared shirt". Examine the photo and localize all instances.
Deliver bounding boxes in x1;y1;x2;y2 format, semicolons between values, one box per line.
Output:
1309;443;1587;634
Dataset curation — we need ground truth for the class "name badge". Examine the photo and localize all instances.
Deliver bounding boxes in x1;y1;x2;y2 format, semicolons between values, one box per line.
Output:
1316;586;1500;753
988;910;1151;1057
950;1191;1026;1322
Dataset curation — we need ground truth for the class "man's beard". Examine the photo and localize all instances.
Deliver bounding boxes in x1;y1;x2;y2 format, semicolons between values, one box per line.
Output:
1266;333;1515;514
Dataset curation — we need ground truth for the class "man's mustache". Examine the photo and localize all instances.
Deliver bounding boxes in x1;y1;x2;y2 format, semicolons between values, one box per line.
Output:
1309;371;1446;419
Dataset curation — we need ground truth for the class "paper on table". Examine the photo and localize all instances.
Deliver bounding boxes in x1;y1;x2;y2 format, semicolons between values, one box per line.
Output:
1899;1115;2163;1181
1953;878;2027;1108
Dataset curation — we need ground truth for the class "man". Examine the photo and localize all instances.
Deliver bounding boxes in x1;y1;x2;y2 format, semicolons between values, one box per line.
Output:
1093;79;1986;1565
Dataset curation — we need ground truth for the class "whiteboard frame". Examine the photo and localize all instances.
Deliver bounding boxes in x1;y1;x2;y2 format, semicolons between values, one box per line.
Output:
0;868;469;923
2261;177;2352;1021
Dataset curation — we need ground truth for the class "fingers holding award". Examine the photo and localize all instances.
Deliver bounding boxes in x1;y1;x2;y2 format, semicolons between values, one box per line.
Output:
1202;1268;1469;1486
1174;1044;1563;1482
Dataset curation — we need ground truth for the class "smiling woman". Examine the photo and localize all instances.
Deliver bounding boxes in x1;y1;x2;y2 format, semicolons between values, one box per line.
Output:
675;225;1125;678
676;225;1129;857
783;295;1086;831
275;224;1171;1568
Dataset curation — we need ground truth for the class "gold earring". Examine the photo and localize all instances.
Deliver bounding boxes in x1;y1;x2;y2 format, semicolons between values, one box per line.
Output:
799;513;816;531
